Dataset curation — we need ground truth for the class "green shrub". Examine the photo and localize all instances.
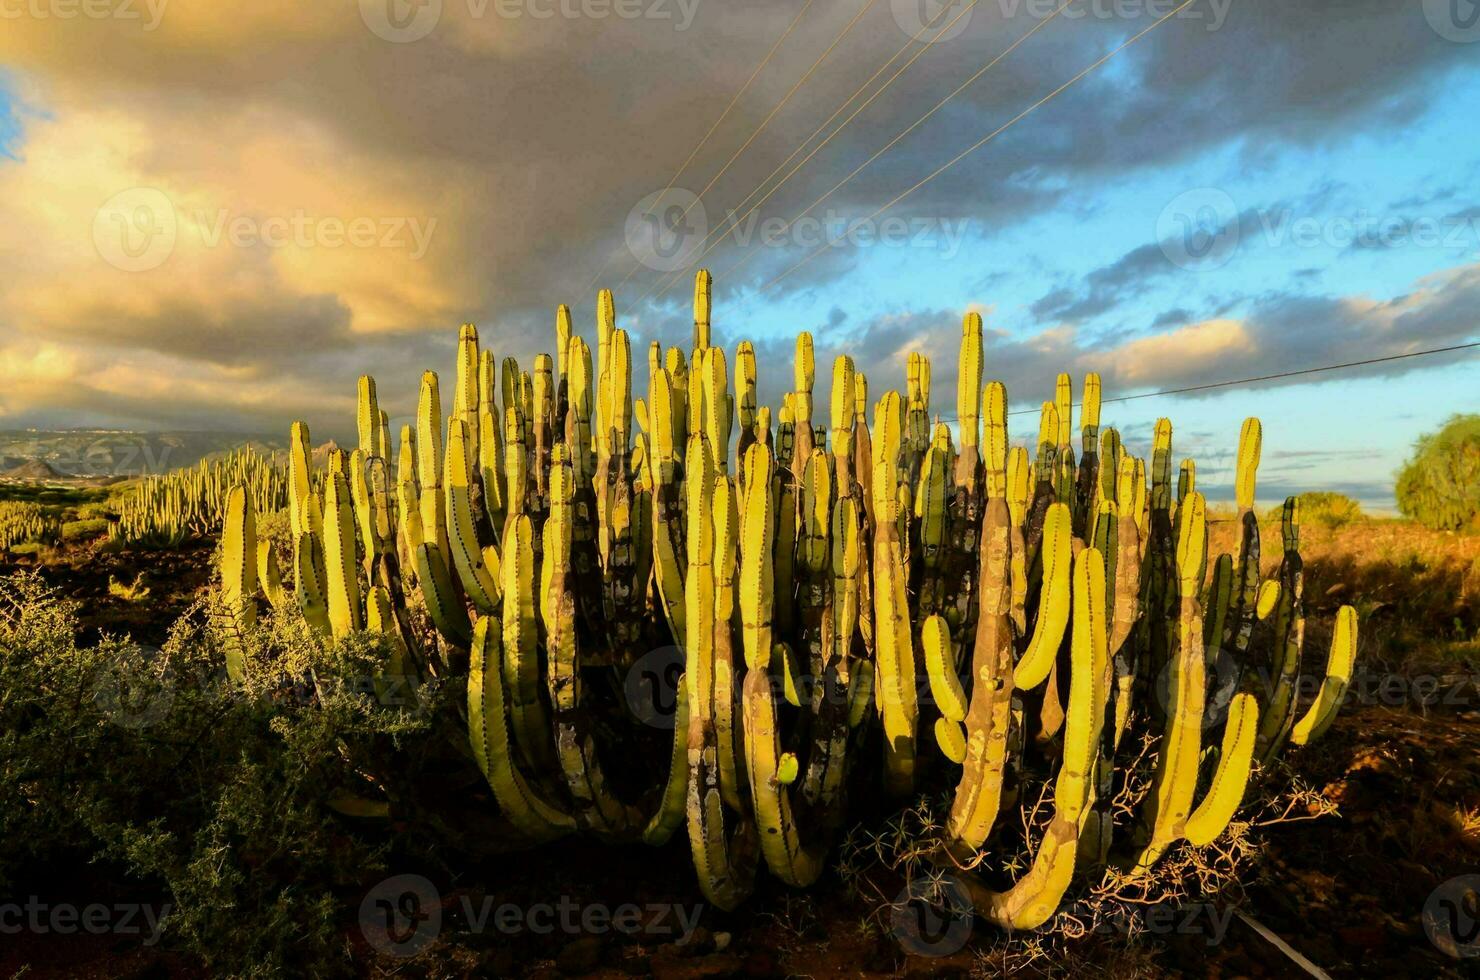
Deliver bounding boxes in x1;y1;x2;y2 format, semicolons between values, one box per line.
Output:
0;572;444;976
1264;491;1364;528
60;517;110;541
1396;414;1480;531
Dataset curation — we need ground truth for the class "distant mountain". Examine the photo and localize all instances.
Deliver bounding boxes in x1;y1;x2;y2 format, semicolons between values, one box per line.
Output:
0;430;286;480
2;458;66;481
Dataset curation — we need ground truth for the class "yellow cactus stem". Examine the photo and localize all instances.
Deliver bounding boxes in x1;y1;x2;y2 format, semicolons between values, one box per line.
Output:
295;524;333;639
1256;578;1281;620
934;717;968;763
741;664;824;886
683;433;758;911
1183;691;1260;846
964;546;1109;931
792;333;816;465
735;341;758;456
357;375;382;459
1257;496;1307;762
1235;417;1262;513
502;512;553;772
650;369;688;646
1053;372;1073;453
257;538;286;612
555;304;572;384
693;268;712;351
1290;605;1359;745
220;485;256;682
288;421;313;538
542;446;641;837
641;681;692;846
710;472;745;812
468;616;575;843
738;443;776;672
1014;502;1073;690
454;324;481;470
1129;491;1207;874
830;355;856;489
445;419;501;613
945;477;1016;854
872;390;917;794
923;615;966;722
323;471;363;639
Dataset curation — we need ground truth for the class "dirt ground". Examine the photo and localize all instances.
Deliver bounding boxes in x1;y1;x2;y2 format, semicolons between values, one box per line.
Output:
2;518;1477;978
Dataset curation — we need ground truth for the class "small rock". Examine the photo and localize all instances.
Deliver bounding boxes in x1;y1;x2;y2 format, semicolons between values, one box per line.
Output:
713;931;732;952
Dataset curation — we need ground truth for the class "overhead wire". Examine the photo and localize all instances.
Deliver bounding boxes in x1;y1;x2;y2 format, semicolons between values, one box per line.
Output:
635;0;992;306
760;0;1199;293
577;0;816;301
613;0;878;292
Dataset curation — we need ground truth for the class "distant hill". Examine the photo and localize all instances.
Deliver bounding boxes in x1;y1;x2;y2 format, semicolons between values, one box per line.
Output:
2;458;66;481
0;430;286;480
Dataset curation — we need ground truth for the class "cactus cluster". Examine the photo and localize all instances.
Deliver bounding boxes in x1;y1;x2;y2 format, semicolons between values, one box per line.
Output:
219;272;1359;924
113;447;289;547
0;502;62;552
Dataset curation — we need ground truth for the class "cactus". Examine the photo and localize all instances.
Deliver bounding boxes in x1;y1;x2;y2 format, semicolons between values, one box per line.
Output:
210;269;1362;929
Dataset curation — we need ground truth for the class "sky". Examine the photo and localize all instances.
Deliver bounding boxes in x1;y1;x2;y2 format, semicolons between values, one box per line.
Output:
0;0;1476;509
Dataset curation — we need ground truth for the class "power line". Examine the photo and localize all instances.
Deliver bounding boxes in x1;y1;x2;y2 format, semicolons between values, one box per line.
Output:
614;0;872;293
1005;341;1480;416
913;342;1479;423
637;0;992;306
706;0;1076;295
761;0;1198;293
577;0;817;301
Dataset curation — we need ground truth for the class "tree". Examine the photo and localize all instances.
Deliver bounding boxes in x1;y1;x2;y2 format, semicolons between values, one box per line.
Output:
1396;414;1480;531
